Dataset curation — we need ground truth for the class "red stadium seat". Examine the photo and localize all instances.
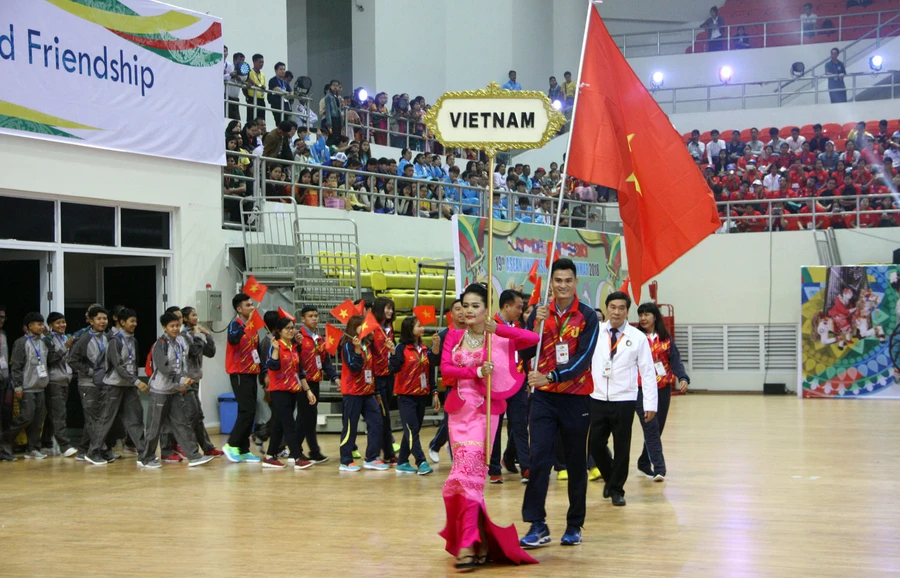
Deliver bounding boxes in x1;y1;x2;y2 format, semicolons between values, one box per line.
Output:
681;132;692;144
822;123;842;139
865;120;881;134
841;121;858;137
740;128;753;142
799;124;816;139
700;130;713;142
888;119;900;134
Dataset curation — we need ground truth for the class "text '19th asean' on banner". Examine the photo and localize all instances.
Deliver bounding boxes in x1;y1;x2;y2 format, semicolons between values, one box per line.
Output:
0;0;224;165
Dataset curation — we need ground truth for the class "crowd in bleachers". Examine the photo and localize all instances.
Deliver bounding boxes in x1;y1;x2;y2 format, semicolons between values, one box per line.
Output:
684;119;900;231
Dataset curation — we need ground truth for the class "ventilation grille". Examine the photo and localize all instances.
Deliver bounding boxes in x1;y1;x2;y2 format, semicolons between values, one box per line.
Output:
727;326;761;370
674;326;689;364
680;324;799;372
764;325;799;370
691;326;725;370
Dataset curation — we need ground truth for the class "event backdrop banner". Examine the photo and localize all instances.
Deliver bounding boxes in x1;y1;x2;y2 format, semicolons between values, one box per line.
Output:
800;265;900;399
0;0;224;165
452;215;623;311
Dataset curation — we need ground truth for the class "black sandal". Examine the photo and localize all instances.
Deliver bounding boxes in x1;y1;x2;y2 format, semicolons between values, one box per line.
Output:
455;555;478;570
475;554;488;566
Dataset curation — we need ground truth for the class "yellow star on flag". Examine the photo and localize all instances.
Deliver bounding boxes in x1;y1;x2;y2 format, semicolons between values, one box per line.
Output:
625;134;642;196
338;308;349;320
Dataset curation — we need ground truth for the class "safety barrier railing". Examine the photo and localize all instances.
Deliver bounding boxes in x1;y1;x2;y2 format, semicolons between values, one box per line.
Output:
224;81;314;128
714;191;898;232
616;9;900;57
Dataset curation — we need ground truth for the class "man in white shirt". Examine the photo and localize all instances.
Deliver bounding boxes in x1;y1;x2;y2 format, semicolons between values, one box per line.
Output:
225;49;246;121
687;130;706;161
766;127;787;152
786;127;806;154
589;292;657;506
706;129;725;165
746;127;765;156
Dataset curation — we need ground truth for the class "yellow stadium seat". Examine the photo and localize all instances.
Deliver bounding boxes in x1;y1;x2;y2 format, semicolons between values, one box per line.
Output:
365;253;382;272
371;271;387;293
381;254;397;273
395;255;411;274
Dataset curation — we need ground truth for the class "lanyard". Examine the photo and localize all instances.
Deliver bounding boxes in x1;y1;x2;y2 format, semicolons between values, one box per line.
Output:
25;335;42;361
54;332;67;348
412;344;427;367
172;339;183;366
122;335;134;361
92;333;105;354
554;303;576;343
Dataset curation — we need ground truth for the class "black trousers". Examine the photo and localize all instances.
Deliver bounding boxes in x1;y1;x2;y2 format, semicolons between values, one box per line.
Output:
397;394;427;465
522;391;591;527
226;96;241;121
246;96;265;122
489;385;530;475
339;394;382;465
590;398;636;497
89;387;146;456
266;390;302;460
296;381;321;456
637;385;671;475
375;376;395;460
227;374;258;454
829;84;848;103
429;389;450;455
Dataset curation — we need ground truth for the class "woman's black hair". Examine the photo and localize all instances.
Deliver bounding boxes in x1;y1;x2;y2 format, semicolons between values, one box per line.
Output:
399;316;420;345
272;317;293;340
636;302;670;341
461;283;488;305
372;297;395;324
340;315;371;353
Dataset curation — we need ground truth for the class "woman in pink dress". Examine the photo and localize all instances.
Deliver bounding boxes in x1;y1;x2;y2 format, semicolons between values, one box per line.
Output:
439;283;540;569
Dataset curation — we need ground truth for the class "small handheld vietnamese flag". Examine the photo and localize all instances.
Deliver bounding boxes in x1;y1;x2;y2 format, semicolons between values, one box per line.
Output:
324;323;343;355
242;275;268;303
277;307;295;322
545;241;555;269
355;299;366;315
619;277;631;297
528;276;543;307
358;311;380;340
413;305;437;326
244;308;266;334
330;298;357;324
444;311;453;328
527;260;540;285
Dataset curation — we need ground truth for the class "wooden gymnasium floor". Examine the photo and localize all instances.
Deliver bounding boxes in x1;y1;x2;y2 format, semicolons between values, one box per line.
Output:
1;395;899;577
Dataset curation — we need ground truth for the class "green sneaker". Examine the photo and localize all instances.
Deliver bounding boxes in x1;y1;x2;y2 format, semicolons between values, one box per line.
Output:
241;453;262;463
396;463;417;474
352;450;361;459
417;463;434;476
223;445;243;463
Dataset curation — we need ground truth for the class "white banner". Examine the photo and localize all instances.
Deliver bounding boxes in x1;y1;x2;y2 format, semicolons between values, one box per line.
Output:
0;0;224;165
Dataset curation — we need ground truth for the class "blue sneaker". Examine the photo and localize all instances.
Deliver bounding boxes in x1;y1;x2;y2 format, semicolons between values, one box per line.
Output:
396;463;417;474
519;521;551;548
364;459;390;471
560;526;582;546
417;463;434;476
223;445;243;463
241;453;261;463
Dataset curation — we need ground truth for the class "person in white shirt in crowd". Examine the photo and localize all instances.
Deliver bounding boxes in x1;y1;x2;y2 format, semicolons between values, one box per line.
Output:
706;129;725;165
589;292;657;507
687;130;706;161
225;49;247;122
766;127;787;152
746;127;765;156
763;164;782;193
786;127;806;154
801;3;818;38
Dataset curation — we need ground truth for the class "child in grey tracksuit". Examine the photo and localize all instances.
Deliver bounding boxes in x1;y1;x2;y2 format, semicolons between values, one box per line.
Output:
67;306;112;460
44;312;75;456
3;312;58;458
139;313;211;467
180;319;217;453
86;311;148;465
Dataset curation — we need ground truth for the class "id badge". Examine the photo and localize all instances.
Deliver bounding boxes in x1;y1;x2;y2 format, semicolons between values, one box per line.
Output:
420;373;428;390
601;360;612;377
555;343;569;365
125;362;136;375
251;349;261;364
315;355;323;369
655;361;667;377
364;369;373;384
36;364;48;378
0;359;7;371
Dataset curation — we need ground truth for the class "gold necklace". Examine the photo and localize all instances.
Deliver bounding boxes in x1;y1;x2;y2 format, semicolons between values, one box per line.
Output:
464;330;485;348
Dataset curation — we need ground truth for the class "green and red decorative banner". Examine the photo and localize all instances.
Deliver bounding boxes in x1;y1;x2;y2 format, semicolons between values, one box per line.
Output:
0;0;224;164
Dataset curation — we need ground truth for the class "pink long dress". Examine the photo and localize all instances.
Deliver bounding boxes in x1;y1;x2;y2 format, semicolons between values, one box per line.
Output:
438;324;539;565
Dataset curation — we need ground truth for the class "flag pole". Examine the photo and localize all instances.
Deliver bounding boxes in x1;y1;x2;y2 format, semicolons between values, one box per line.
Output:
484;150;496;465
532;0;596;374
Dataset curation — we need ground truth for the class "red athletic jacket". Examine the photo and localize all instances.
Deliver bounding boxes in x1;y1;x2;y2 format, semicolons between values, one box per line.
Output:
265;339;304;392
340;341;375;396
372;324;394;377
389;342;432;396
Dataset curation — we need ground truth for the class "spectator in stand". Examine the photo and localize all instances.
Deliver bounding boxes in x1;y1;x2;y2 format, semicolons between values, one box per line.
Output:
225;48;245;121
879;197;900;227
391;95;411;149
494;162;508;190
746;128;765;155
726;130;746;160
702;6;726;52
798;142;817;168
369;92;390;146
247;54;267;122
561;71;576;109
263;120;297;160
873;120;892;147
713;149;729;175
818;140;840;170
841;140;860;164
733;26;751;50
885;136;900;165
409;100;426;151
777;143;793;169
809;124;831;152
824;48;847;103
767;128;787;152
267;62;291;124
548;77;563;104
801;3;818;38
763;164;782;192
412;154;430;179
706;130;725;165
503;70;522;91
687;130;706;161
786;127;806;154
323;80;344;147
847;121;872;150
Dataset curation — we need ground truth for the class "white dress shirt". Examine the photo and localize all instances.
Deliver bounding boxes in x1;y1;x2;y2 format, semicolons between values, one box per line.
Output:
706;139;726;164
590;321;658;412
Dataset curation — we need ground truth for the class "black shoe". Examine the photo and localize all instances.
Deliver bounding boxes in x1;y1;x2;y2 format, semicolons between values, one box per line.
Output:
603;483;610;499
0;451;15;462
611;493;626;507
637;462;654;479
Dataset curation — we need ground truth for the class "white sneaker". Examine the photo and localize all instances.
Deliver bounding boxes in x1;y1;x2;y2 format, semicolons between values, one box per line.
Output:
41;447;59;457
428;448;440;464
138;458;162;469
63;447;78;458
278;448;290;459
188;455;215;467
24;450;47;460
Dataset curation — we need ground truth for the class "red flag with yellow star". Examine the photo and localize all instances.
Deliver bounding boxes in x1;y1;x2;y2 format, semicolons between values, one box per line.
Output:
566;10;719;303
412;305;437;326
324;323;343;355
330;299;356;325
358;311;380;340
244;308;266;335
242;275;268;303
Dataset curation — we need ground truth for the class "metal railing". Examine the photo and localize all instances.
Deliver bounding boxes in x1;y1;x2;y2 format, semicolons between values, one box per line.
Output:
653;70;900;114
714;192;898;232
616;9;900;57
224;80;315;128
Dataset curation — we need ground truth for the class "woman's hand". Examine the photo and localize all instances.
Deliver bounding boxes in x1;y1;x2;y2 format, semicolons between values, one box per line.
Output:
479;361;494;378
678;379;689;394
431;333;441;354
432;393;441;412
306;389;317;405
484;318;497;334
386;340;396;353
352;336;362;353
